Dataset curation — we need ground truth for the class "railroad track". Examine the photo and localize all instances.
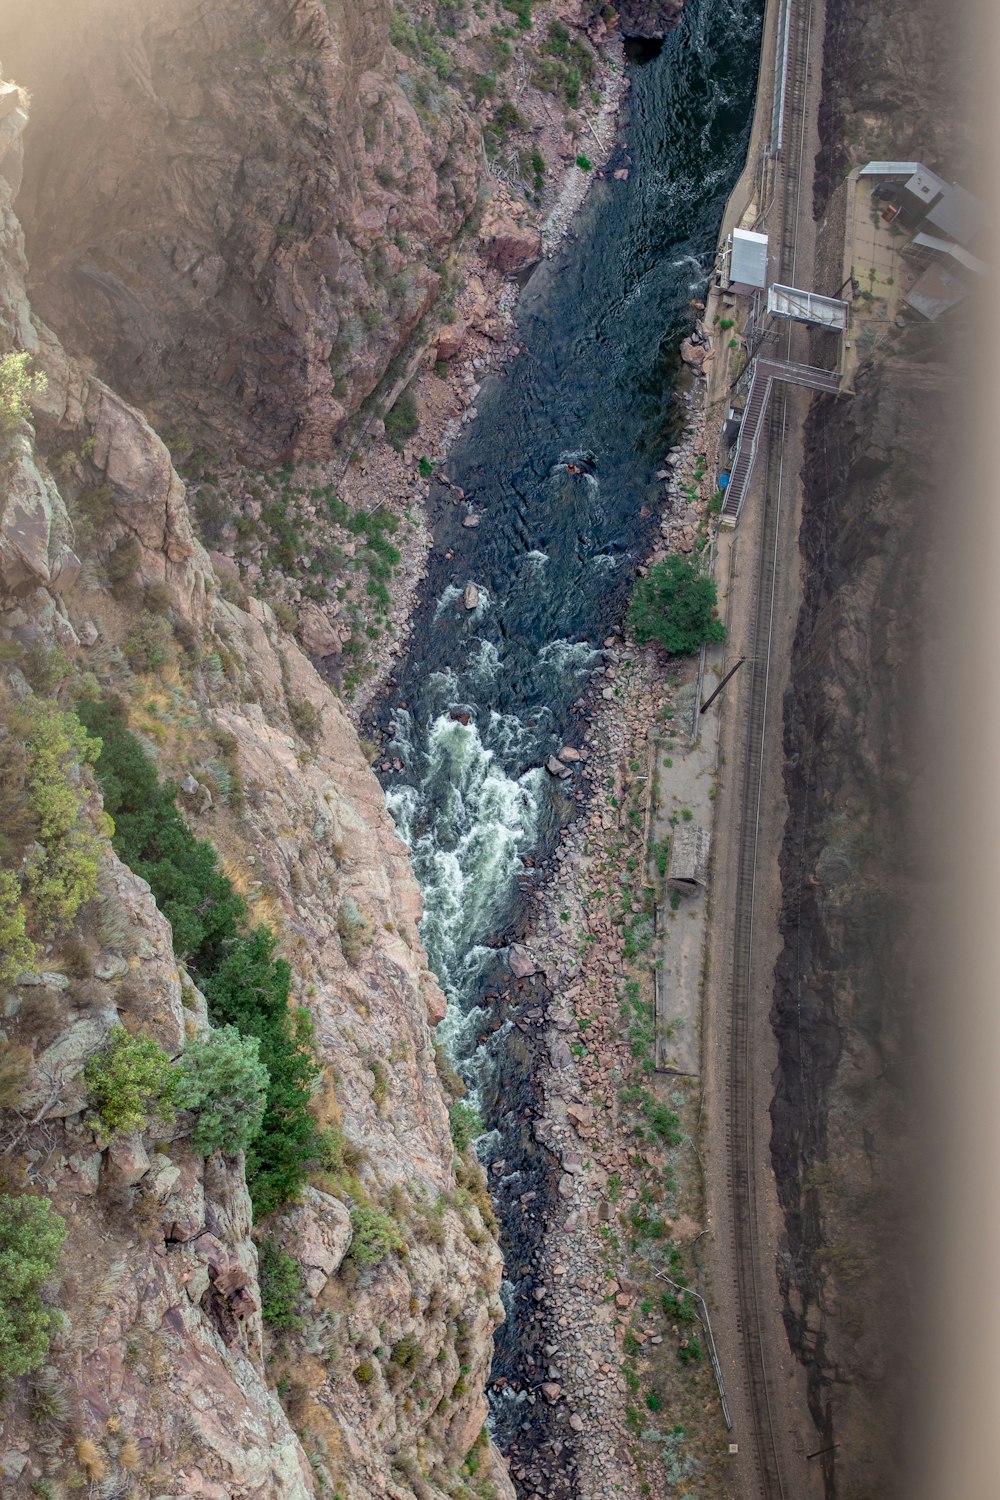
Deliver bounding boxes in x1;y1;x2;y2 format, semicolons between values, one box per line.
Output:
724;1;815;1497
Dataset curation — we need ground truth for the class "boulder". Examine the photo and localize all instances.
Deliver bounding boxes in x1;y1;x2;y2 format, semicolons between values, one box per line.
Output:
461;514;480;529
545;754;572;779
508;945;538;979
435;320;468;361
679;336;707;370
463;583;479;610
298;602;342;658
557;745;581;763
482;218;542;276
107;1133;151;1187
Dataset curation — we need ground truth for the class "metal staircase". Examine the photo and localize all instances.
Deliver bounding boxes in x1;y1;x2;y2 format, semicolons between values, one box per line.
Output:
721;357;840;522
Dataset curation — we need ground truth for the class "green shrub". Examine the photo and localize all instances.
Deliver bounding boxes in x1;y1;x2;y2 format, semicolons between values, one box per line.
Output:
390;1333;421;1370
106;535;142;589
448;1101;482;1155
175;1025;269;1156
76;483;116;527
0;869;35;985
627;555;726;656
0;1193;66;1377
0;351;46;439
257;1237;304;1330
21;643;72;694
125;610;174;673
22;704;105;934
288;695;322;743
353;1359;375;1383
644;1099;681;1144
347;1200;405;1268
337;897;373;964
575;154;592;171
384;388;419;451
85;1025;176;1138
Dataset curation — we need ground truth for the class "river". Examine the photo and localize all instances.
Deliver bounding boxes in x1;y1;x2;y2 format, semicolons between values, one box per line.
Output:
371;0;763;1469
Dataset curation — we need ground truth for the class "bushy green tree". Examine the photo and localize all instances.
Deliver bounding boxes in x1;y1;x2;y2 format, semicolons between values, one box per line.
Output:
627;555;726;657
79;699;246;966
175;1025;269;1156
204;928;319;1217
0;1193;66;1377
85;1025;176;1138
79;699;319;1217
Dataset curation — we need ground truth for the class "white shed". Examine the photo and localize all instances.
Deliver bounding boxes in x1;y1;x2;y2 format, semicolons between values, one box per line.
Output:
727;229;769;294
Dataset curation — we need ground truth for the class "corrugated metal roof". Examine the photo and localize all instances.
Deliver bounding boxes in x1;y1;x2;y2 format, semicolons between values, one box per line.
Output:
912;232;988;275
924;183;985;245
904;262;973;321
859;161;920;177
730;229;768;289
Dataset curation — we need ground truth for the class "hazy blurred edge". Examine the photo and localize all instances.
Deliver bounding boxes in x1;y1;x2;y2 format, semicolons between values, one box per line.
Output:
930;2;1000;1498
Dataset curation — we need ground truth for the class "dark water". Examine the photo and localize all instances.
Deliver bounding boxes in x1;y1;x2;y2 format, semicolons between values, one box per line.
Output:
372;0;763;1462
378;0;762;1050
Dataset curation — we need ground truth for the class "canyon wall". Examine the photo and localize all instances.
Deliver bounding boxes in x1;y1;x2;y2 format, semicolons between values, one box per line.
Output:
0;89;512;1500
770;0;969;1494
3;0;482;465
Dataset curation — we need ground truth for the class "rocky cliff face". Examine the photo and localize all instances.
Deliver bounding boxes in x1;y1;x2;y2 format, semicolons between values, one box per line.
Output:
770;0;965;1494
771;347;940;1498
3;0;482;466
614;1;686;40
0;90;512;1500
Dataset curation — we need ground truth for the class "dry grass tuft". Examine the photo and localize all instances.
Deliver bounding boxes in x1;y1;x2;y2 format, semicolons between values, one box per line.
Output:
75;1436;107;1481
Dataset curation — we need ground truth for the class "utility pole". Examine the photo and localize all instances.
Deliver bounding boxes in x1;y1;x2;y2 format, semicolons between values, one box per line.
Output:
699;656;746;714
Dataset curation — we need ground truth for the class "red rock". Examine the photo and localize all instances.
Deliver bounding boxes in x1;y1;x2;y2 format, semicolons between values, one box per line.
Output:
435;320;468;361
483;218;542;275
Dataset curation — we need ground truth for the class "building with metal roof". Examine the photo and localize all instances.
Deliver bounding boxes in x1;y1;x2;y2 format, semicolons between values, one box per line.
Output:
904;261;974;321
923;182;985;246
904;165;949;211
726;228;769;293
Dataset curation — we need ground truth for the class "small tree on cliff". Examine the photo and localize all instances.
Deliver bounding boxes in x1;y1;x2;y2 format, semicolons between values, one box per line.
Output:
627;555;726;657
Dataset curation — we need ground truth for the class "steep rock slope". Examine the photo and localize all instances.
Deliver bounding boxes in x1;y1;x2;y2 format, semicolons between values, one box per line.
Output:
769;0;965;1494
0;90;511;1500
771;348;939;1498
3;0;481;465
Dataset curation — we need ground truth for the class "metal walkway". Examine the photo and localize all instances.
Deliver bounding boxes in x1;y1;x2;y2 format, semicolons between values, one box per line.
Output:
721;357;840;522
